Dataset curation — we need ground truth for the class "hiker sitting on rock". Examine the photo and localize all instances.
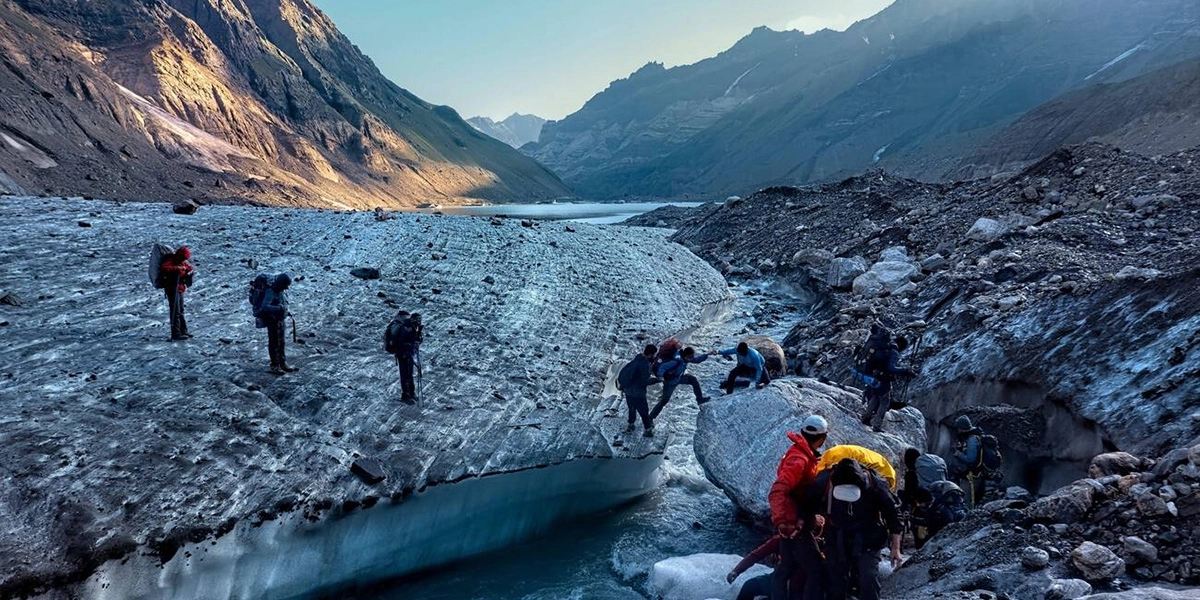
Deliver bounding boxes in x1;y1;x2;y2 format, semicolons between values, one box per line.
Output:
767;415;828;600
650;346;711;419
617;344;661;438
159;246;194;341
384;311;423;404
803;458;904;600
948;415;1002;506
256;273;296;375
852;325;914;432
712;342;770;394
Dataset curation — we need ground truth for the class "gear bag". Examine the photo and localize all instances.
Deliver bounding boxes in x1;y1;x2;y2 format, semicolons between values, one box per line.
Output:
979;434;1003;473
914;454;948;492
384;317;421;354
149;243;174;289
248;273;272;328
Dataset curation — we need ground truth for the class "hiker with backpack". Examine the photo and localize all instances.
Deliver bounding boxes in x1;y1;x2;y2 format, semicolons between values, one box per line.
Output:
384;311;424;404
711;342;771;394
250;272;296;375
649;347;711;420
767;415;828;600
852;325;915;432
725;529;814;600
948;415;1002;506
617;344;661;438
154;245;194;341
803;458;904;600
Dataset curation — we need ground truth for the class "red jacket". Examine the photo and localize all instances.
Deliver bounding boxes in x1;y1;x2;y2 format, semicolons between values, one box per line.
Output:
160;252;194;294
768;432;820;528
732;536;780;576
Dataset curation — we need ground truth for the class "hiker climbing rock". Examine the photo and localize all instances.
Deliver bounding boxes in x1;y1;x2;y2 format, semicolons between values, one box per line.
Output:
901;449;967;548
712;342;771;394
617;344;661;437
851;325;915;432
650;346;710;419
767;415;828;600
384;311;423;404
250;272;296;375
804;458;904;600
948;415;1003;506
154;245;194;341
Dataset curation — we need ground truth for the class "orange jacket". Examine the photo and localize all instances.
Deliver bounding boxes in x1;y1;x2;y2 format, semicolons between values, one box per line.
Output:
768;432;820;528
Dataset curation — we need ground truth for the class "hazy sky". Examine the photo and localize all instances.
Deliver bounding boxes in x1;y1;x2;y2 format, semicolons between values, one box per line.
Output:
311;0;894;121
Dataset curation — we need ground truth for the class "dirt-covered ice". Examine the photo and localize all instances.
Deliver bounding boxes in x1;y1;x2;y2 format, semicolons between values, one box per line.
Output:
0;197;731;597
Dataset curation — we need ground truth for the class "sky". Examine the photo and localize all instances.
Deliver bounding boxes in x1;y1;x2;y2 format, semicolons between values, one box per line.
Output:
310;0;894;121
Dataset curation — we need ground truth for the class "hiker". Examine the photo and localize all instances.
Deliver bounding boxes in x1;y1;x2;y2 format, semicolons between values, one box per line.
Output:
767;415;828;600
852;325;914;432
947;415;1002;506
159;246;194;341
384;311;424;404
257;273;296;375
726;530;813;600
649;346;710;419
712;342;770;394
924;480;968;540
804;458;904;600
617;344;661;437
898;448;933;511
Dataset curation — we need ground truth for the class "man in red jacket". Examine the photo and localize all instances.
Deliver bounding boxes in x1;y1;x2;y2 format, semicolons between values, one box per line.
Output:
159;246;194;341
768;415;829;600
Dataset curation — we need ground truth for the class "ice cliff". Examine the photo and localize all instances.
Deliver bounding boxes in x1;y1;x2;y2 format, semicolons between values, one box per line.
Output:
0;197;731;598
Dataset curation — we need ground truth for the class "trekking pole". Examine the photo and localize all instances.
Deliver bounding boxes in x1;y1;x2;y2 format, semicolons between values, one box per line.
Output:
416;350;423;406
290;314;297;343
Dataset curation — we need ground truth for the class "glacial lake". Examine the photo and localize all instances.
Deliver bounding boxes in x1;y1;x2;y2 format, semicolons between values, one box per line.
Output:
416;201;707;225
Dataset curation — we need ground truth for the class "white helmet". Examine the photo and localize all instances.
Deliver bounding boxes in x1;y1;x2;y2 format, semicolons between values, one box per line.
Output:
801;415;829;436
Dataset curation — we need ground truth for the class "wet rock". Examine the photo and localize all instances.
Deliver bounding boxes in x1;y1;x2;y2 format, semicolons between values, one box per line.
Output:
1022;546;1051;570
967;218;1007;242
648;553;770;600
1046;579;1093;600
827;257;867;289
1071;541;1124;581
1029;481;1095;523
1121;536;1158;564
1089;452;1150;478
172;199;200;215
350;267;381;280
0;293;23;307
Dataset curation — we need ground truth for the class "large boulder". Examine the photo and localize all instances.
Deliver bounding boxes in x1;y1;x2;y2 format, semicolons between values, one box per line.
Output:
827;257;867;289
742;335;787;378
1077;589;1200;600
1047;579;1094;600
966;217;1007;242
1028;481;1096;523
853;261;919;297
1088;452;1150;478
695;378;925;521
1071;541;1125;581
647;554;770;600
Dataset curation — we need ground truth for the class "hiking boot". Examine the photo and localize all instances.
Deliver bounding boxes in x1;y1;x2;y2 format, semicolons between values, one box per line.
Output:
624;422;636;433
872;426;884;433
170;335;187;341
643;427;655;438
697;396;712;405
269;364;285;375
401;395;417;406
280;364;298;373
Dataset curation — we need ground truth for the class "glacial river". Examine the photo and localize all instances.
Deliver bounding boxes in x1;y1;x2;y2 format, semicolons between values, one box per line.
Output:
417;201;706;225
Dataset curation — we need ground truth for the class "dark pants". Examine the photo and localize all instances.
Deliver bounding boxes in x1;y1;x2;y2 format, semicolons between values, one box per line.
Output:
625;392;651;429
723;364;770;392
774;536;822;600
736;573;772;600
649;374;703;419
165;288;188;338
396;352;416;400
863;385;892;430
826;552;881;600
266;318;287;367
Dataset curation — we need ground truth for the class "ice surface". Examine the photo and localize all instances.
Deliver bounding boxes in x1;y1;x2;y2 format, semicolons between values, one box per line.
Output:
648;553;770;600
0;197;731;596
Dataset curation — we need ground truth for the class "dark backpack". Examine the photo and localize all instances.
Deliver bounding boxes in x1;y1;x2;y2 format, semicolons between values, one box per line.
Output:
979;434;1003;473
914;454;948;492
149;243;174;289
617;359;640;391
927;480;968;531
384;318;421;354
248;274;272;326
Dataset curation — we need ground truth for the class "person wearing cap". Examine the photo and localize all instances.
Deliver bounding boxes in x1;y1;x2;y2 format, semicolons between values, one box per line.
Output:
948;415;984;504
804;458;904;600
712;342;771;394
766;415;828;600
259;272;296;374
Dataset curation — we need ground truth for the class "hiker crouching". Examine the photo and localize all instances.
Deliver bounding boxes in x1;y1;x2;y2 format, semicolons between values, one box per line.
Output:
384;311;423;404
713;342;771;394
159;246;194;341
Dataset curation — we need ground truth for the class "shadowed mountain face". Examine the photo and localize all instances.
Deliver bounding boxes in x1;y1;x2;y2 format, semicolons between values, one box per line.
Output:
0;0;569;207
526;0;1200;199
961;57;1200;178
468;114;547;149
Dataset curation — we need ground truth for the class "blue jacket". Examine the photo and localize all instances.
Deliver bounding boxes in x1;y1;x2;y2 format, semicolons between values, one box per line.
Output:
719;346;765;383
259;288;288;322
953;433;982;469
657;353;708;383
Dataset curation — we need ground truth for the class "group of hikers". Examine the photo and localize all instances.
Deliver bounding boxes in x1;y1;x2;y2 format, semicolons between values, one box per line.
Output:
726;412;1003;600
151;244;424;401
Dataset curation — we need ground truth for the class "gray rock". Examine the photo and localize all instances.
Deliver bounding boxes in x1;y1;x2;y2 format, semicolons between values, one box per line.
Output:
879;246;911;263
1076;588;1200;599
920;254;948;272
694;378;925;521
1029;481;1095;523
1121;536;1158;564
1128;194;1179;211
1088;452;1149;478
1006;487;1034;502
1022;546;1051;570
852;271;886;297
1022;186;1040;201
1114;266;1162;281
350;267;381;280
1046;579;1093;600
172;198;200;215
827;257;867;290
1136;493;1169;517
792;248;834;268
966;218;1008;242
1071;541;1125;581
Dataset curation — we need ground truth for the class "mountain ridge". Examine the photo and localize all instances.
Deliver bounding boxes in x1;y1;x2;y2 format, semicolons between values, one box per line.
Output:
467;113;547;149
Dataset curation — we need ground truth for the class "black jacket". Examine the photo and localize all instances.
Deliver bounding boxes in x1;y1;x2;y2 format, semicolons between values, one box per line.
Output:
617;355;656;396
